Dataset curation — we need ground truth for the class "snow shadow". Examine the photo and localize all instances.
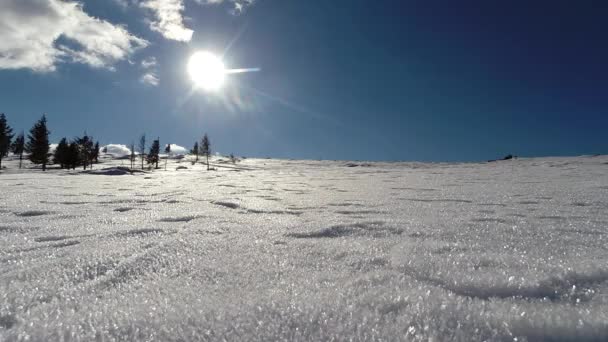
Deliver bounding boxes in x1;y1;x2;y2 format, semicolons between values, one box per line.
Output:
213;201;240;209
118;228;165;236
401;198;473;203
286;221;402;239
14;210;54;217
34;235;71;242
158;215;204;222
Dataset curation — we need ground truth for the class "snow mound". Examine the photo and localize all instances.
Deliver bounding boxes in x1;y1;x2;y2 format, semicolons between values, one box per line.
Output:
85;167;132;176
165;144;188;156
102;144;131;157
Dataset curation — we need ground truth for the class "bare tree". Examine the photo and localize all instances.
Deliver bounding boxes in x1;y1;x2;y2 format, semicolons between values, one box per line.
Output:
164;143;171;170
11;131;25;169
139;134;146;170
130;142;136;169
201;133;211;171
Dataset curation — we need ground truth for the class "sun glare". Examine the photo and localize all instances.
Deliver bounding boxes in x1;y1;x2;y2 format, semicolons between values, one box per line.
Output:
188;51;226;91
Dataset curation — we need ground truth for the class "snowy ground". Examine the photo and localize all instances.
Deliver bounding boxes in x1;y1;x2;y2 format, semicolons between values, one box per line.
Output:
1;155;607;341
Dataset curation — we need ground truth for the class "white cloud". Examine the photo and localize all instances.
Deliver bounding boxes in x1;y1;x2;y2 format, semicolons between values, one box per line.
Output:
141;56;157;69
194;0;256;14
139;0;256;42
140;72;160;86
140;0;193;42
0;0;148;72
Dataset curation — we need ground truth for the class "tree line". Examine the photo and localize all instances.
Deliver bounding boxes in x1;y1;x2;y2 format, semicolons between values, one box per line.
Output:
0;113;213;172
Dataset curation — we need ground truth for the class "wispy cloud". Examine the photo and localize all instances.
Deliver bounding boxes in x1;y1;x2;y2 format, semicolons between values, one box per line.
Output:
140;0;194;42
141;56;158;69
139;56;159;86
0;0;147;72
139;0;256;43
111;0;130;10
140;72;160;86
194;0;256;14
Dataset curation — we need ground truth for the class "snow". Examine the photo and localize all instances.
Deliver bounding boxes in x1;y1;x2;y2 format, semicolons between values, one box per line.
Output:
165;144;188;156
102;144;131;157
1;155;607;341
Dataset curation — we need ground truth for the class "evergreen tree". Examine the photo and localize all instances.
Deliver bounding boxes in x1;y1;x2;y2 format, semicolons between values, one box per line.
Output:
26;115;50;171
192;141;199;163
201;133;211;171
53;138;69;168
0;113;14;169
147;138;160;169
93;141;100;163
130;142;136;170
139;134;146;170
11;131;25;169
76;134;94;170
66;141;81;170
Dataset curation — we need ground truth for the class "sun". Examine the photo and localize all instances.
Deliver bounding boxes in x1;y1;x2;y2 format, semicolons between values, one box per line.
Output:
188;51;226;91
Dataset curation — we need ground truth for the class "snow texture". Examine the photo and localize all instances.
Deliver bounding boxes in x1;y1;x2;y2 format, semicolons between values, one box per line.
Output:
1;155;607;341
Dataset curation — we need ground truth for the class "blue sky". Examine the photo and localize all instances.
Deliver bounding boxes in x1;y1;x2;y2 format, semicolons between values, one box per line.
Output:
1;0;606;161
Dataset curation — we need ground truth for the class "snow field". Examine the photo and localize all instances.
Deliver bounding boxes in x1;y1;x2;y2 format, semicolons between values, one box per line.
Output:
1;155;607;341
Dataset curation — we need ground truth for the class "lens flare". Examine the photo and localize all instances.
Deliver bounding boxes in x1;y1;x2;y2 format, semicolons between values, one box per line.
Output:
188;51;225;91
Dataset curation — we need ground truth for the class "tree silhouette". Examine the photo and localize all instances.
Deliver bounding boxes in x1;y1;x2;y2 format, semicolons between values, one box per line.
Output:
76;133;94;170
164;144;171;170
201;133;211;171
26;115;50;171
93;141;100;163
11;131;25;169
53;138;69;169
0;113;14;169
147;138;160;169
192;141;199;163
130;142;136;170
139;134;146;170
66;141;80;170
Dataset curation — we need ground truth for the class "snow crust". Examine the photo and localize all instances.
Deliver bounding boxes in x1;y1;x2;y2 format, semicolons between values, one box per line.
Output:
1;155;607;341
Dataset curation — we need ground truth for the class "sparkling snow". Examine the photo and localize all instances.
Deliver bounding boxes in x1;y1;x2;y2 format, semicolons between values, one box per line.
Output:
1;155;607;341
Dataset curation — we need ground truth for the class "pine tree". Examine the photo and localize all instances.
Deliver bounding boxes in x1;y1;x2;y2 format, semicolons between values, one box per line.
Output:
53;138;69;169
139;134;146;170
66;141;80;170
201;133;211;171
164;144;171;170
76;133;94;170
93;141;100;163
147;138;160;169
26;115;50;171
11;131;25;169
0;113;14;169
130;142;136;170
192;141;199;163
